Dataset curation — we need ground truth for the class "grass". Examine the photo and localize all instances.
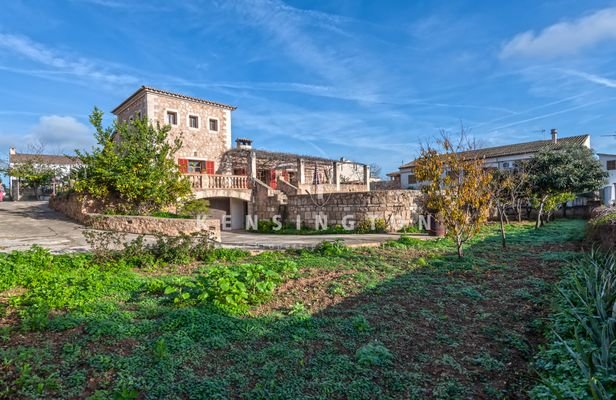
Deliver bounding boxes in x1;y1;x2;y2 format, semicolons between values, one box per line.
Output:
0;219;593;399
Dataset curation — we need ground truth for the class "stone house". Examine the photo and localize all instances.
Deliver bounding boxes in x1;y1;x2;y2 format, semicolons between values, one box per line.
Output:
112;86;372;229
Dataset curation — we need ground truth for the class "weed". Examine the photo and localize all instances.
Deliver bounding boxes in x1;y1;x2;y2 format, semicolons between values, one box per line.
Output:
355;341;393;367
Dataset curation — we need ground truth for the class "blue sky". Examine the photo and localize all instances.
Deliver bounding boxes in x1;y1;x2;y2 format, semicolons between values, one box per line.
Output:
1;0;616;178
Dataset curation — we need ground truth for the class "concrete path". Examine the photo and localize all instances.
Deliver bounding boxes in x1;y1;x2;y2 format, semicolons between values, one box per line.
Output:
0;201;89;253
220;231;412;250
0;201;429;253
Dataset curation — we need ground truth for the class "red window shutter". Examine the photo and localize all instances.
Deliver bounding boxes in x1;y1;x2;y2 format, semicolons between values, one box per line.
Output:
270;169;277;189
178;159;188;173
206;161;215;175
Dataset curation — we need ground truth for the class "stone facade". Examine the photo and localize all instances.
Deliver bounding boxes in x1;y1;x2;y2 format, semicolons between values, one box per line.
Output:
113;86;235;171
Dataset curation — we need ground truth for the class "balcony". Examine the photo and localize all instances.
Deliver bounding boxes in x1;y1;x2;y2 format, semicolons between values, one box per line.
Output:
185;173;251;191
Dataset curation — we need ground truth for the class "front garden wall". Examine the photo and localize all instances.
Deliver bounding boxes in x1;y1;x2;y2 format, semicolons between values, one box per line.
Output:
50;193;220;240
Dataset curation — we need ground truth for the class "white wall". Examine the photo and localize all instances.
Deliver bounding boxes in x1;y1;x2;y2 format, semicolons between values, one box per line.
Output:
229;198;246;230
598;154;616;206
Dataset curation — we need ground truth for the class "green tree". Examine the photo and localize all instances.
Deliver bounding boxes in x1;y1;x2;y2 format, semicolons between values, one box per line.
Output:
75;108;191;214
526;144;607;228
414;132;493;258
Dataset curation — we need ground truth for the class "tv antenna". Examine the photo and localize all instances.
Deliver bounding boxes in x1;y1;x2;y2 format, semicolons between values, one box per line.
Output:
600;131;616;138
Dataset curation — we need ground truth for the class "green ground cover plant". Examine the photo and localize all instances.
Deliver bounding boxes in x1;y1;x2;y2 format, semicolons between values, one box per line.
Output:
531;251;616;399
0;219;601;399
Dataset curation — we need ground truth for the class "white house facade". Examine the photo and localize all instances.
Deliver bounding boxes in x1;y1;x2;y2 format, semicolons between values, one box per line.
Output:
598;153;616;206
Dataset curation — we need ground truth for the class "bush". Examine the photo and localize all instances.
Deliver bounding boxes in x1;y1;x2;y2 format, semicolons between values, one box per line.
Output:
83;231;224;268
531;251;616;399
356;341;393;367
355;218;388;234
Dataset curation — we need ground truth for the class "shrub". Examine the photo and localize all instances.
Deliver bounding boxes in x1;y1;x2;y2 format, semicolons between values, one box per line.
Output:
355;218;387;234
356;341;393;367
531;251;616;399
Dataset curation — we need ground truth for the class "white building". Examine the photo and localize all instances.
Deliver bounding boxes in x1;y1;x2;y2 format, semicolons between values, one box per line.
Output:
7;147;81;200
395;130;591;189
598;153;616;206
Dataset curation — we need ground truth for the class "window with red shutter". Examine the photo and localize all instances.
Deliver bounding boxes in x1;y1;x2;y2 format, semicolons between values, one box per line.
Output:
270;169;277;189
205;161;215;175
178;159;188;173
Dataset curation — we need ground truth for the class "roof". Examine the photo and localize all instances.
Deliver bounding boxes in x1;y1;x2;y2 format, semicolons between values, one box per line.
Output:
386;171;400;177
9;153;81;165
400;134;590;169
112;85;237;114
225;148;360;165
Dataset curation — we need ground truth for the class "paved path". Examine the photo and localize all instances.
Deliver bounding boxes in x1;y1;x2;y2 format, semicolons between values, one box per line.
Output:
0;201;429;253
0;201;89;253
220;231;412;249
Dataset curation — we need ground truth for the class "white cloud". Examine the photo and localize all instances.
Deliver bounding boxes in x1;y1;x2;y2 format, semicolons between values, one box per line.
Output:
500;8;616;59
0;33;139;86
28;115;93;151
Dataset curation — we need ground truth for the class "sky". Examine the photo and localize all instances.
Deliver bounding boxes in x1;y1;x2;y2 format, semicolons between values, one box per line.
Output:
1;0;616;179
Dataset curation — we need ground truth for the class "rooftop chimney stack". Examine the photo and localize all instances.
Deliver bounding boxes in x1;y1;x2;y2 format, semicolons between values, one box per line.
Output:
550;128;558;144
235;138;253;150
9;147;16;155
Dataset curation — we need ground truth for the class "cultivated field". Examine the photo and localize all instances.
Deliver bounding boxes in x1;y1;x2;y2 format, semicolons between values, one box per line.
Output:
0;220;590;399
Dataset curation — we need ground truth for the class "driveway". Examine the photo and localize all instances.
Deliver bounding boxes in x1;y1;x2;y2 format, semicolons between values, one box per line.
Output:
0;201;429;253
0;201;89;253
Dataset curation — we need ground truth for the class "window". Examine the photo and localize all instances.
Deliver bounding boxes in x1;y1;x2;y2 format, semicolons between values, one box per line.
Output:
407;174;417;184
608;160;616;170
189;115;199;129
209;118;219;131
167;111;178;125
188;160;202;173
502;162;509;168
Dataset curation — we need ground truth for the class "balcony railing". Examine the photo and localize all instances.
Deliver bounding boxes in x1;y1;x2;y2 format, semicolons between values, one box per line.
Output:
185;174;251;190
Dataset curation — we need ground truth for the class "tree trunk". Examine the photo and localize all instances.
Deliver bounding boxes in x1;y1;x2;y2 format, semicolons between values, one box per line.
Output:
498;205;507;249
535;195;548;229
456;235;464;258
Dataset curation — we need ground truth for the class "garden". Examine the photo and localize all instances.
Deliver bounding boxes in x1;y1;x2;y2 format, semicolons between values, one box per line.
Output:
1;219;613;399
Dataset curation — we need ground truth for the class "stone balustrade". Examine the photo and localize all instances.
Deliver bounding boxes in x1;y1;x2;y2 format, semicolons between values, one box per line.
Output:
186;174;250;190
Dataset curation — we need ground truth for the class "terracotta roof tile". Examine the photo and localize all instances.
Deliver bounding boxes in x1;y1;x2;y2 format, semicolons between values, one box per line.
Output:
112;86;237;114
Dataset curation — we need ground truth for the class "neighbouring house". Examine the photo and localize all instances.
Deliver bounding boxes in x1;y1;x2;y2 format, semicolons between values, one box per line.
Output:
112;86;371;229
7;147;81;201
598;153;616;206
393;129;591;190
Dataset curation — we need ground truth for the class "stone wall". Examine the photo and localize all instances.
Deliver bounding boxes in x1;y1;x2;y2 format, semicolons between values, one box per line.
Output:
285;190;422;231
253;189;423;232
50;193;220;240
88;214;220;239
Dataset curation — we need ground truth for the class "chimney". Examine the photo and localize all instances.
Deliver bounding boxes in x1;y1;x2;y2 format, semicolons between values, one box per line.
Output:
235;138;253;150
550;128;558;144
9;147;16;155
